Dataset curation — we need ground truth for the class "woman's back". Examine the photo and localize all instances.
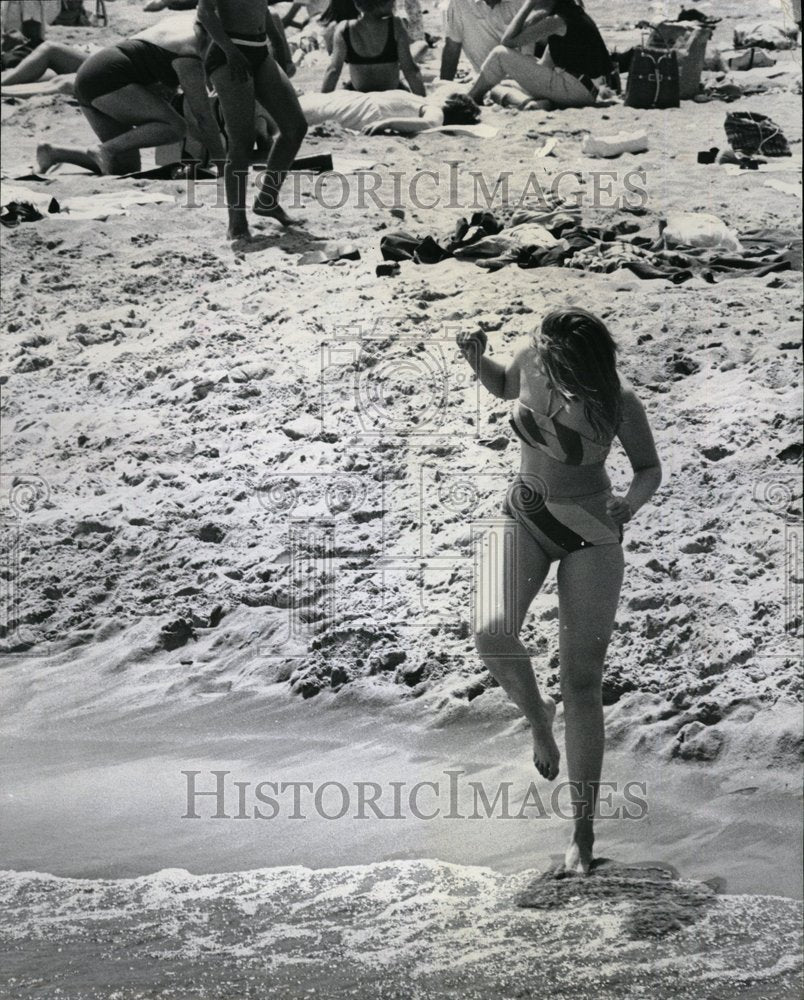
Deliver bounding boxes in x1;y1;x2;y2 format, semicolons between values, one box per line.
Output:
344;15;400;90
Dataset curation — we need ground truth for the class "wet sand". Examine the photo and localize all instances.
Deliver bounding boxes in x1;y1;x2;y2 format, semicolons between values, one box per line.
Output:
1;692;801;898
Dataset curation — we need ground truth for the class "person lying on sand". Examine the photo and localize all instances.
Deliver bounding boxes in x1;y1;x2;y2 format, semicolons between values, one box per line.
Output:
0;40;86;94
35;12;226;177
457;309;661;875
321;0;424;95
301;84;479;133
469;0;612;110
197;0;307;240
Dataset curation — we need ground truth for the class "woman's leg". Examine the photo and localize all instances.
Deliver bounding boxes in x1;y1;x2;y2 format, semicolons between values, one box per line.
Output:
252;56;307;224
473;518;559;779
210;66;256;240
470;46;595;107
555;543;624;873
1;41;85;85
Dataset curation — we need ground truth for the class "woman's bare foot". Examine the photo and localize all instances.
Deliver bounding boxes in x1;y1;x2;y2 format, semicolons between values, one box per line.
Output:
252;199;297;226
36;143;57;174
564;830;594;875
531;696;560;780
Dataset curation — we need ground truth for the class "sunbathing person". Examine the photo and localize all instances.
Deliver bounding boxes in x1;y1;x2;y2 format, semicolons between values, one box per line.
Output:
321;0;425;95
197;0;307;240
0;40;87;94
301;84;478;133
35;12;225;176
469;0;611;109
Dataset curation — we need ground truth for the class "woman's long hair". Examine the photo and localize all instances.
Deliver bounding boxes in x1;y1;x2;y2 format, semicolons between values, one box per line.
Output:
535;308;622;440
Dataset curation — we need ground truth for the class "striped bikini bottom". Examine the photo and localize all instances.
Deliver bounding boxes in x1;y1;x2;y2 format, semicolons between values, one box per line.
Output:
501;475;623;561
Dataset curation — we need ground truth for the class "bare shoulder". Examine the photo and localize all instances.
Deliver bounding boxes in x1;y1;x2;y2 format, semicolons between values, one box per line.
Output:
619;378;645;415
505;337;536;400
511;336;536;369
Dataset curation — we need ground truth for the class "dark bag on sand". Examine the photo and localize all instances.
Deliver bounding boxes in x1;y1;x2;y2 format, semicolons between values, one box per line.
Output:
724;111;791;157
52;1;91;26
624;47;680;108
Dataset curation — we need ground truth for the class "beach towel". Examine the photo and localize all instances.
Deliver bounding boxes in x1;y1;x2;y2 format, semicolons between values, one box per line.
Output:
0;183;173;223
421;124;499;139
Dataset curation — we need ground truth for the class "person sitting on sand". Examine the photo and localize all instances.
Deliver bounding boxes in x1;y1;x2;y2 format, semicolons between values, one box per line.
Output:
321;0;425;95
457;309;661;875
196;0;307;241
439;0;527;79
301;83;479;133
35;12;226;177
468;0;612;110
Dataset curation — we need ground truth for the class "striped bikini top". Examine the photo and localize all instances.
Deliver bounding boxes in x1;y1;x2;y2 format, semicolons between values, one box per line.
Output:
509;386;612;466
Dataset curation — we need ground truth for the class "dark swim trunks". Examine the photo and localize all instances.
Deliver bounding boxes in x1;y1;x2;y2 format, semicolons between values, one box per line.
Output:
203;33;269;79
74;39;184;105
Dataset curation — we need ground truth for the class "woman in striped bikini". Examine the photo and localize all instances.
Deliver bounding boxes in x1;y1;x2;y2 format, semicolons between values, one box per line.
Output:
457;308;661;874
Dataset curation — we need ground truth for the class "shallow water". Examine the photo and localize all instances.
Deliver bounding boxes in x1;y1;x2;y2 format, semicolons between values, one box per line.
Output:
1;691;801;899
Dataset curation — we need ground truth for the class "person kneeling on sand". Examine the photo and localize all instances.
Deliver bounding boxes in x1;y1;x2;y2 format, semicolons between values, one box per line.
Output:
35;12;226;177
469;0;611;110
301;83;479;133
322;0;425;95
197;0;307;241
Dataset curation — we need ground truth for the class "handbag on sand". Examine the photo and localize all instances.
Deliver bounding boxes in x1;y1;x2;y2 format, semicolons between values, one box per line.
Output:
624;47;680;108
724;111;791;158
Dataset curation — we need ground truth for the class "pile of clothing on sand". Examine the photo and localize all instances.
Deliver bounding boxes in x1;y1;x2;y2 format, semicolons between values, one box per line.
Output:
379;198;801;284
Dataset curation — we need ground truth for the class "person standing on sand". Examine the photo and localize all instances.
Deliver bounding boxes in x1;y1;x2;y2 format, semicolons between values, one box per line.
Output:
35;12;226;177
197;0;307;241
457;309;661;875
468;0;611;109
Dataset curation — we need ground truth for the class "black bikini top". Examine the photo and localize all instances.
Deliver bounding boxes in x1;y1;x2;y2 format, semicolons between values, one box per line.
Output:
344;18;397;65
